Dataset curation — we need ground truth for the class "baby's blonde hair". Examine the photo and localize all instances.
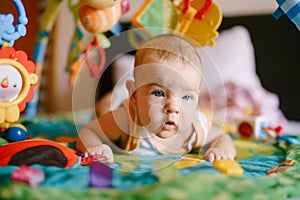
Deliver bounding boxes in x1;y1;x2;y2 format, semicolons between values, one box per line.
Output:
134;34;202;74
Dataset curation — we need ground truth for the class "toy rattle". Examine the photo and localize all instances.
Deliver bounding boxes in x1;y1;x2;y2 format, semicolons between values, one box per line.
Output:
0;0;28;46
0;47;38;141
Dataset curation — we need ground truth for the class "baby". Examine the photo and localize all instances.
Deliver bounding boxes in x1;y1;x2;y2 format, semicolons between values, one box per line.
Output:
78;34;236;162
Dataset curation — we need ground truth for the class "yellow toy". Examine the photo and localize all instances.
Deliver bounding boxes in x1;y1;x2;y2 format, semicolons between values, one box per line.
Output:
0;46;38;129
131;0;222;47
176;0;222;46
213;159;244;177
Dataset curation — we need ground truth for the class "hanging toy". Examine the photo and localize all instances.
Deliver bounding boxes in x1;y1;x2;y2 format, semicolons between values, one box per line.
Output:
0;0;28;47
131;0;222;47
131;0;179;45
65;0;85;85
67;0;130;83
78;1;122;33
77;0;123;78
273;0;300;31
0;46;38;134
0;0;38;142
176;0;222;46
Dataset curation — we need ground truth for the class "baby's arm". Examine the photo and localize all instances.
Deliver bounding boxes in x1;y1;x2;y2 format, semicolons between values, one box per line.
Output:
203;126;236;162
78;119;114;162
78;106;129;162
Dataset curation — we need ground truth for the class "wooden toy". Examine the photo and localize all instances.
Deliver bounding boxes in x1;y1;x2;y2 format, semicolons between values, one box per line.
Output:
236;116;266;140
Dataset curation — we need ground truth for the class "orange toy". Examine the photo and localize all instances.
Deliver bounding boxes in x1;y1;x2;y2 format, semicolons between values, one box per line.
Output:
78;2;122;33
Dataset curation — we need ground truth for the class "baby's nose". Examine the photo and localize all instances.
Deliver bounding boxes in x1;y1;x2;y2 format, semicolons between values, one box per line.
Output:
164;96;180;114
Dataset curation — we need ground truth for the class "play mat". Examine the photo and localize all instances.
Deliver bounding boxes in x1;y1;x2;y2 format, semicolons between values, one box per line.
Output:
1;0;300;199
0;112;300;200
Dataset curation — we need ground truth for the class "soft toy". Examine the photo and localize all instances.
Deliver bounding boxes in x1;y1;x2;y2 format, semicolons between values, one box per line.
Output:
0;139;78;168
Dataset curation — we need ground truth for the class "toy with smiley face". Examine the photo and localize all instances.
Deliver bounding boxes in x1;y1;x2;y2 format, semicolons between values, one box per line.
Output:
0;65;23;102
0;46;38;129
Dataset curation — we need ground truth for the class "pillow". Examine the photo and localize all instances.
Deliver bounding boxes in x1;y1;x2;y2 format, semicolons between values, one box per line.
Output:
198;26;287;127
199;26;262;91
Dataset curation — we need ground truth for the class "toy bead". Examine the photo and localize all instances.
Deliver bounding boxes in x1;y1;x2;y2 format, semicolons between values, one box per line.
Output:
121;0;130;14
15;24;27;37
6;125;28;142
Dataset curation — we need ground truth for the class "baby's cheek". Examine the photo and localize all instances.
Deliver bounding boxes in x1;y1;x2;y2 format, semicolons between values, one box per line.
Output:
181;106;198;125
146;104;165;126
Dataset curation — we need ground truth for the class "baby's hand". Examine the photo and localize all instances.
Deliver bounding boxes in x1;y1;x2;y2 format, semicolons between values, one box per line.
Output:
204;148;235;162
86;144;114;162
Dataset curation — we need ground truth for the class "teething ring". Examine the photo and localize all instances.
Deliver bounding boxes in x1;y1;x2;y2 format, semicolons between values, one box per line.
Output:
85;37;106;78
0;0;28;46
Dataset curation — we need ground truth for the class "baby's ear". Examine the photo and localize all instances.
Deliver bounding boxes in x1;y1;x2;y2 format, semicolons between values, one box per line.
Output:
126;80;135;98
126;80;137;116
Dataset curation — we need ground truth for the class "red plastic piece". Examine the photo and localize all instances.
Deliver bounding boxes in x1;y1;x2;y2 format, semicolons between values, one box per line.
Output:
85;37;106;78
182;0;213;20
80;154;108;166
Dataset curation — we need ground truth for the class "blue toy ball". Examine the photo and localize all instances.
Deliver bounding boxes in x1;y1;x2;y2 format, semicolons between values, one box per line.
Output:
6;126;28;142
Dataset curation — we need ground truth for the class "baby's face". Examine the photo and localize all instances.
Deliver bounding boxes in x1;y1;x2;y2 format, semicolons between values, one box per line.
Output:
133;58;202;139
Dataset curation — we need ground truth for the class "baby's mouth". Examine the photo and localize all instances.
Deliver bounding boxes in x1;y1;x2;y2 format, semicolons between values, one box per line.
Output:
163;120;177;130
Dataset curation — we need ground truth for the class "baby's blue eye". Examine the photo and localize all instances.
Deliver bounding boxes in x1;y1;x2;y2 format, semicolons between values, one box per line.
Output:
152;91;165;97
182;95;191;101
